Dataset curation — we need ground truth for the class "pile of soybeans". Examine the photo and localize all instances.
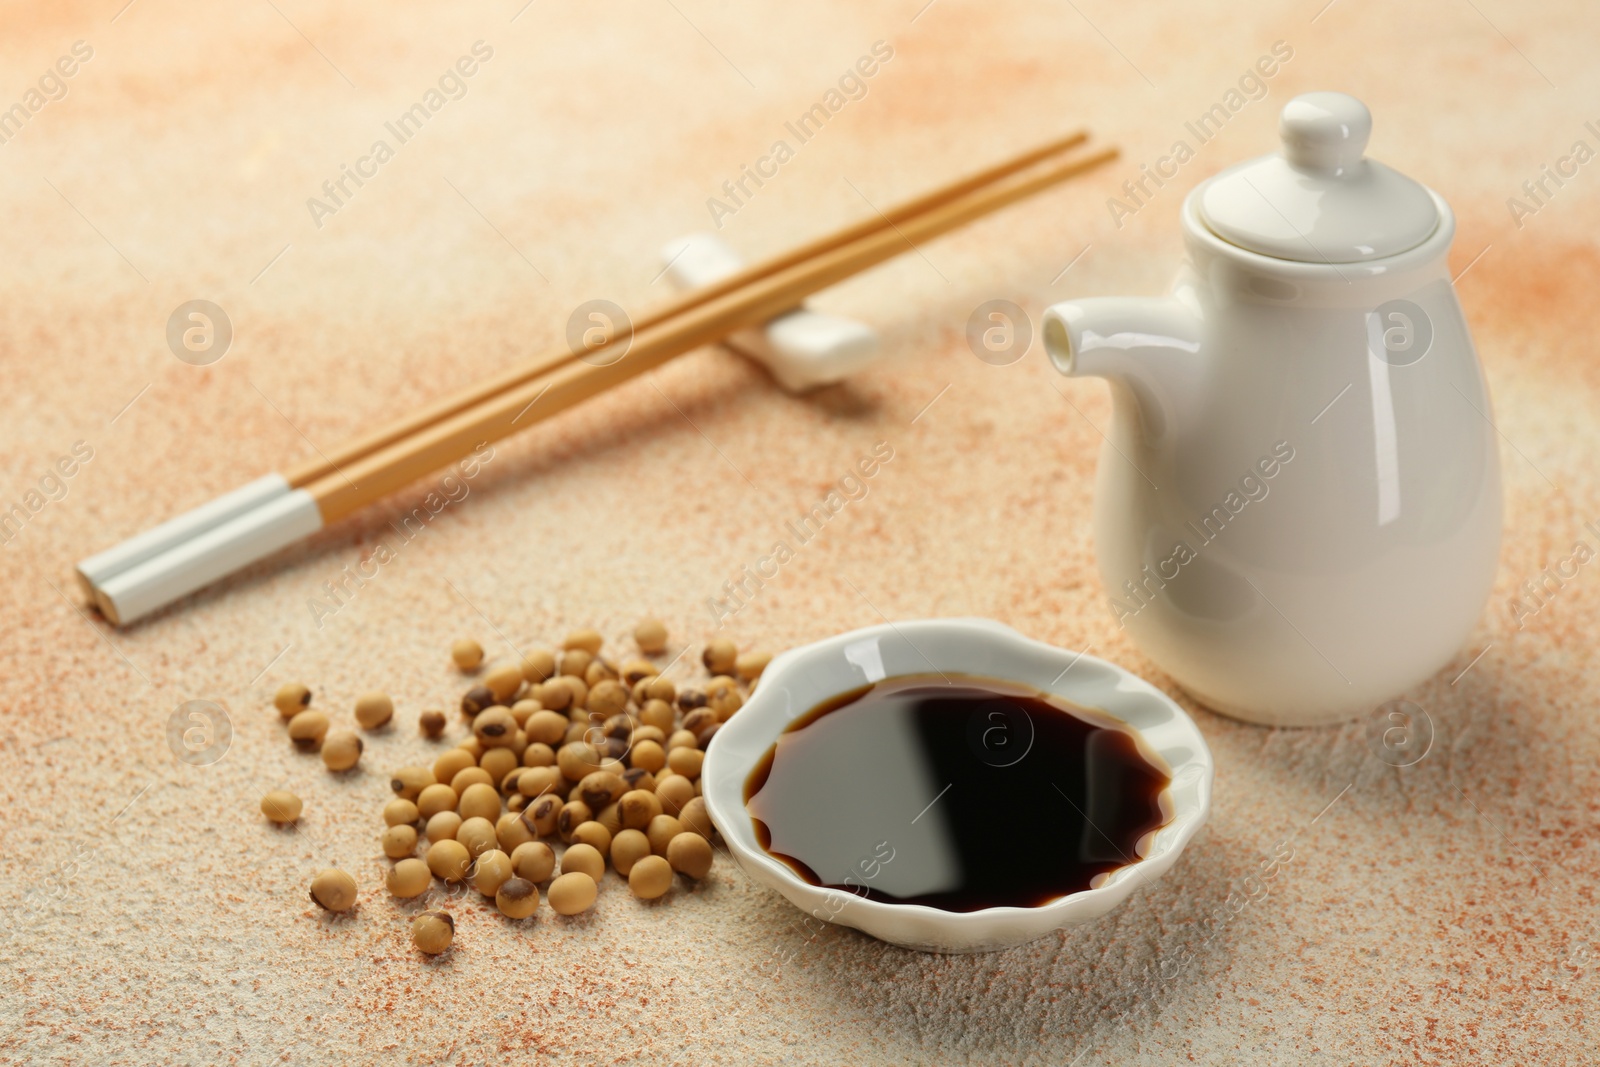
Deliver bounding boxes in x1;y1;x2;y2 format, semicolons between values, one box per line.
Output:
285;619;767;957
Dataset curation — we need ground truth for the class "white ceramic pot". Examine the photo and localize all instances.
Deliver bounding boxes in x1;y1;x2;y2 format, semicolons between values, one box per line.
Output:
1042;93;1502;726
701;618;1213;953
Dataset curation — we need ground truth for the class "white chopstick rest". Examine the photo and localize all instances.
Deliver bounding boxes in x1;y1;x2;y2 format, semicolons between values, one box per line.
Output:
74;473;291;597
91;489;323;625
661;233;880;392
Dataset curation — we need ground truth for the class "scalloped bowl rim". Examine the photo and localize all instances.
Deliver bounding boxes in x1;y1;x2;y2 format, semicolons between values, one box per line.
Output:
701;618;1214;953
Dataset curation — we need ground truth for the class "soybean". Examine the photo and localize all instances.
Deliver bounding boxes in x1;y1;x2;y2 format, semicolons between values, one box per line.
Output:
496;877;539;918
679;797;713;839
681;708;718;744
517;766;564;802
521;648;557;684
621;767;658;795
522;741;557;769
450;767;494;794
425;811;463;841
382;824;418;859
547;872;597;916
702;638;737;676
496;811;536;852
390;766;435;800
610;829;651;876
387;858;431;898
629;739;666;774
419;709;447;738
472;848;513;896
485;663;525;704
451;638;485;671
587;680;628;717
383;798;420;827
511;840;556;883
570;821;612;858
426;839;472;883
261;790;302;823
456;816;499;859
667;831;714;879
621;658;658;686
639;700;675;734
287;709;330;751
561;843;605;881
578;771;626;811
666;746;703;780
412;911;454;954
708;686;743;720
646;814;684;856
525;710;569;747
354;691;394;729
655;774;695;816
321;730;363;772
479;746;518;784
309;869;358;912
557;801;593;842
273;683;311;719
473;706;517;748
557;742;603;783
630;730;666;754
563;629;603;655
432;748;476;785
628;855;673;900
536;678;573;711
735;650;772;682
458;782;502;822
634;618;668;655
584;658;619;687
525;794;564;836
560;649;593;679
416;784;458;819
461;685;496;717
619;789;663;830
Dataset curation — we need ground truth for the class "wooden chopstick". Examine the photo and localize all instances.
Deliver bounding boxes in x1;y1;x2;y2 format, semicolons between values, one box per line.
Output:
280;129;1091;488
306;142;1119;523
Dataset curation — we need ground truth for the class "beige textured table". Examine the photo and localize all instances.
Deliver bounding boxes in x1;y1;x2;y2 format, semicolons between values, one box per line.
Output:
2;2;1597;1063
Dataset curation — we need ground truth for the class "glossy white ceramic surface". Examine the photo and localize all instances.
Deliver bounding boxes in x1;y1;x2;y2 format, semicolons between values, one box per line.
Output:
1198;91;1439;263
1042;95;1501;726
701;619;1214;953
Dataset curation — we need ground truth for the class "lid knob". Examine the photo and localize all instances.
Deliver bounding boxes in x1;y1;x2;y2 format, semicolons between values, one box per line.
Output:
1279;92;1371;175
1198;91;1439;263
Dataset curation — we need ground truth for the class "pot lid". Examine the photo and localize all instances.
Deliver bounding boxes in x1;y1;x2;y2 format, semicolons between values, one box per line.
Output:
1198;92;1438;264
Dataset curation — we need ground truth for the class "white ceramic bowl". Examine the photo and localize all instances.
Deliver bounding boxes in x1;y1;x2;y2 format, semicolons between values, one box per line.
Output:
701;618;1214;953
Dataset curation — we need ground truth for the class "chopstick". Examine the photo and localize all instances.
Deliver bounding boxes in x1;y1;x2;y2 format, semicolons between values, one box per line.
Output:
74;128;1098;603
80;136;1118;625
308;142;1119;522
280;129;1090;487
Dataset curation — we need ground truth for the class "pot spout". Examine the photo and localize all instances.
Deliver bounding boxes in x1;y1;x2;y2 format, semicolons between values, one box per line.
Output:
1041;296;1204;439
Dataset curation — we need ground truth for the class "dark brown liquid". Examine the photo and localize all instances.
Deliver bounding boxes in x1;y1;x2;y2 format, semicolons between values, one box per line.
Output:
745;674;1171;912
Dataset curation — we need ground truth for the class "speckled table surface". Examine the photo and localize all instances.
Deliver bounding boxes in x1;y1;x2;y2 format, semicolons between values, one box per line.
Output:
2;1;1598;1064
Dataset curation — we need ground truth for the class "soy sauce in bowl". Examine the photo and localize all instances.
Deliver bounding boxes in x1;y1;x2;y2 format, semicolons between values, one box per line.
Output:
743;674;1172;912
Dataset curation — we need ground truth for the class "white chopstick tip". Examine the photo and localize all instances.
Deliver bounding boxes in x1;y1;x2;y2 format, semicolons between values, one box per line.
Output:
76;473;293;592
89;489;324;627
